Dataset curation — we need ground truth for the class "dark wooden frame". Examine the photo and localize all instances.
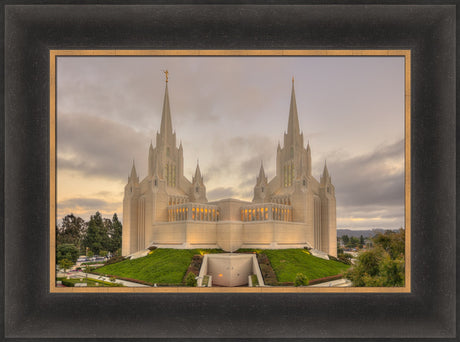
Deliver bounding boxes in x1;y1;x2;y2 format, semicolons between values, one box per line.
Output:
3;2;456;340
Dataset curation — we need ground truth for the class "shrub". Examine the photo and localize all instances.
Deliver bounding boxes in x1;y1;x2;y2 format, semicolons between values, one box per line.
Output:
294;273;309;287
185;272;197;287
105;255;126;265
61;279;75;287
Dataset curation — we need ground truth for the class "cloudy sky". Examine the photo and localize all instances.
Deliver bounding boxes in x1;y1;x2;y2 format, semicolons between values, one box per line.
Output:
57;55;405;230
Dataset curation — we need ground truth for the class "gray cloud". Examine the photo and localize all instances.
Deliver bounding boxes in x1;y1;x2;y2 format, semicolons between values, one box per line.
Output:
207;187;237;201
59;197;114;210
57;113;150;180
204;135;276;200
322;139;404;208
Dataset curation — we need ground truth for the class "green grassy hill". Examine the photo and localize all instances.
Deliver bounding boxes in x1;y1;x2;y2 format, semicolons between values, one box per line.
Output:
263;249;350;282
95;249;220;284
95;248;349;286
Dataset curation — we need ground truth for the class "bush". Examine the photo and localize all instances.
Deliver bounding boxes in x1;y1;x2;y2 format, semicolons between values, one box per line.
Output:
61;279;75;287
294;273;309;287
337;253;353;265
185;272;197;287
105;255;126;265
257;253;278;285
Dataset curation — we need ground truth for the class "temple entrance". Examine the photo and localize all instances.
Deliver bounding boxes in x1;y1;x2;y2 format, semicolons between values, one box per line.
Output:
198;253;264;287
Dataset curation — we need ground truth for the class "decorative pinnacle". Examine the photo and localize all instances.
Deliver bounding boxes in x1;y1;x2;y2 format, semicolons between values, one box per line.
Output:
292;76;294;84
163;69;169;83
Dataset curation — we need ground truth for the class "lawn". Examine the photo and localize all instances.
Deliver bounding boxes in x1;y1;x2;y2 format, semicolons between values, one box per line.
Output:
93;248;349;286
95;249;221;284
263;249;350;282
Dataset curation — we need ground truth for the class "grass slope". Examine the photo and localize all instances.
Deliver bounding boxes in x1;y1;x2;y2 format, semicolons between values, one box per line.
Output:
96;248;349;285
263;249;350;282
96;249;220;284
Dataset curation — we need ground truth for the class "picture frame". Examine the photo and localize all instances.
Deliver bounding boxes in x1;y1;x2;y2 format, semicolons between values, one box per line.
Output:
3;2;456;340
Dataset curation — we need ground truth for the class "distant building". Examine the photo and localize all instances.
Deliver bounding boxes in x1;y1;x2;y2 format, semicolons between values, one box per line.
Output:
122;75;336;256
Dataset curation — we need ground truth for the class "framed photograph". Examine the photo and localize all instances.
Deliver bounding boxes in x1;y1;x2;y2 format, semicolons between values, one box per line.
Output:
3;2;456;340
51;50;410;294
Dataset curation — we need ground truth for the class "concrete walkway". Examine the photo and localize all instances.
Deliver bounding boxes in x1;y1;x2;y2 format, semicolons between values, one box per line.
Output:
71;271;150;287
309;279;352;287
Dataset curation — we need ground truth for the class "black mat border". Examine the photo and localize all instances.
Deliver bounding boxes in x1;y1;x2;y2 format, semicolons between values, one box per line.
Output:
3;2;457;341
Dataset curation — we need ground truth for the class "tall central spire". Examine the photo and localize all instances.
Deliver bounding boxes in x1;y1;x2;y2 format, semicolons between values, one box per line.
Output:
159;70;173;138
287;76;301;138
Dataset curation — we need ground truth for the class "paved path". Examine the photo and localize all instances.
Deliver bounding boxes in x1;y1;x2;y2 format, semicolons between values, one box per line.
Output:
309;279;352;287
72;271;150;287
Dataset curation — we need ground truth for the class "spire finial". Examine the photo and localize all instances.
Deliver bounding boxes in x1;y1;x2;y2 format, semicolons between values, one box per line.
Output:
163;69;169;83
292;76;294;84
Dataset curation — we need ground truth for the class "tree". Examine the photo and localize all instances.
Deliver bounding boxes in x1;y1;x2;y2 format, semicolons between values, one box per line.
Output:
58;258;73;272
345;229;405;287
56;214;85;252
348;236;360;248
56;243;80;264
109;213;122;254
342;235;350;246
84;212;106;255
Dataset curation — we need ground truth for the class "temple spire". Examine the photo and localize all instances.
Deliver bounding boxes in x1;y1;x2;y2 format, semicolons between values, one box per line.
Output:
256;161;268;186
159;70;173;138
193;160;202;182
258;161;266;179
321;160;330;184
130;159;139;183
287;76;301;139
130;160;137;178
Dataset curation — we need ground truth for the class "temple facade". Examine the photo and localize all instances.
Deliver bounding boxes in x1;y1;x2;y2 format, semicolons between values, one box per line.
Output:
122;76;337;256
